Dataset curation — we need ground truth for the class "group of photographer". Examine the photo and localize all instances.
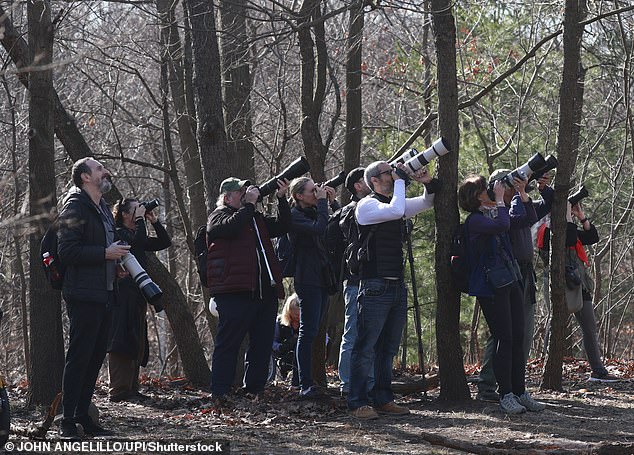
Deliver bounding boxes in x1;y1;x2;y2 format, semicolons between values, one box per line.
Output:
56;158;172;440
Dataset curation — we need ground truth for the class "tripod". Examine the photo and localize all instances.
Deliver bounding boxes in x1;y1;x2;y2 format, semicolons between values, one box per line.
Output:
404;219;428;395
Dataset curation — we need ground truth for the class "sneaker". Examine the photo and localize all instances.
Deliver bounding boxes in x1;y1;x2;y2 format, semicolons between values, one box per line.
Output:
59;420;81;441
589;371;620;383
499;392;526;414
75;416;115;437
516;392;545;412
374;401;410;416
299;385;326;400
476;390;500;402
350;405;379;420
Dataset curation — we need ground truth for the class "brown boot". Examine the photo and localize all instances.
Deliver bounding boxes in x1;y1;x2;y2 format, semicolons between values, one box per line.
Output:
350;405;379;420
374;401;410;415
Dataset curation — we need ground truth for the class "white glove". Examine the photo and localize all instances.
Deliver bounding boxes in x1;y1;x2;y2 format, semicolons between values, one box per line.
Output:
208;297;219;318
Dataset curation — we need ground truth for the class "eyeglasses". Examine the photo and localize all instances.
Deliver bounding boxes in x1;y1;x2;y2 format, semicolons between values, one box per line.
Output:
375;170;392;178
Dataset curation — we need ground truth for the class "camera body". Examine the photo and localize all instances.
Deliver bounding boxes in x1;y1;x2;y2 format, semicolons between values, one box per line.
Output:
258;157;311;198
119;252;164;311
568;185;589;205
140;199;160;212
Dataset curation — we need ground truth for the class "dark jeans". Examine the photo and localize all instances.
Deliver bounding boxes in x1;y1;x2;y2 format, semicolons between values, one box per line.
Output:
62;293;112;422
211;290;278;396
348;278;407;410
294;283;329;391
479;284;525;396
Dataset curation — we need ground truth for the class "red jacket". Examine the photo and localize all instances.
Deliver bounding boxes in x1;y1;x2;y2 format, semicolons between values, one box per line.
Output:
207;201;290;299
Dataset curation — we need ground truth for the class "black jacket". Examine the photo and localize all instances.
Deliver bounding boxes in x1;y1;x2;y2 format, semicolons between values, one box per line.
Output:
57;187;115;304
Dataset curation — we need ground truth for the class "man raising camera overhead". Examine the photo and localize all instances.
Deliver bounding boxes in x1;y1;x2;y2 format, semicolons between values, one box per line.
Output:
348;160;437;420
207;177;291;401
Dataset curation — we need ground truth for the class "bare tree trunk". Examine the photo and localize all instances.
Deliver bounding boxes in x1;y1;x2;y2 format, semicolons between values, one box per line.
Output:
220;0;255;180
184;0;233;211
431;0;470;400
541;0;587;391
26;0;65;407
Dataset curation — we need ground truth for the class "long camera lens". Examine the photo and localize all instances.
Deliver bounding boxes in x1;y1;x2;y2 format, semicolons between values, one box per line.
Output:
120;253;163;305
258;157;311;198
322;170;346;189
568;185;589;205
400;137;451;173
487;152;554;200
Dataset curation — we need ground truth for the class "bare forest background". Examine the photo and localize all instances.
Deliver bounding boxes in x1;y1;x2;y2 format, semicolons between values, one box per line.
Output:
0;0;632;408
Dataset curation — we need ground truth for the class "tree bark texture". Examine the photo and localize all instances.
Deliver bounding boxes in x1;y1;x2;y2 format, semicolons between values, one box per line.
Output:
26;0;65;407
184;0;233;212
431;0;470;400
541;0;587;391
220;0;255;181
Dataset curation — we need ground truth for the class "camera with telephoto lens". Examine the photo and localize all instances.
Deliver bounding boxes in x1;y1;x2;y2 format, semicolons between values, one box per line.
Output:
568;185;589;205
322;170;346;189
257;157;311;198
390;137;451;183
140;199;160;212
119;249;164;311
487;152;556;201
525;154;558;192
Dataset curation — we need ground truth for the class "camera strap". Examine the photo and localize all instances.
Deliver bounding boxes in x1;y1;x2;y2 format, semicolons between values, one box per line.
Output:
252;218;276;286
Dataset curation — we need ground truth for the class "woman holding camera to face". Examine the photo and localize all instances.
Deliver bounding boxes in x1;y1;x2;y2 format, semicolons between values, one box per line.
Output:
537;201;618;382
458;176;544;414
288;177;338;398
108;199;172;402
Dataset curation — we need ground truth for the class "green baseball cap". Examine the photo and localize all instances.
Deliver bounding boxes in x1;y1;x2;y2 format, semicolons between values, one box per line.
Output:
219;177;251;194
489;169;512;183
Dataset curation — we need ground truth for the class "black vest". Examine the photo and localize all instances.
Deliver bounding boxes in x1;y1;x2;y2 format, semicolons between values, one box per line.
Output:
359;193;405;279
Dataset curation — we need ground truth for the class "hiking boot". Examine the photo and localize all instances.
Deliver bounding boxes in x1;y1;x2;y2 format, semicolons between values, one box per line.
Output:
59;420;81;441
299;385;326;400
476;390;500;402
516;392;545;412
350;405;379;420
374;401;410;416
75;416;115;437
589;371;620;383
499;392;526;414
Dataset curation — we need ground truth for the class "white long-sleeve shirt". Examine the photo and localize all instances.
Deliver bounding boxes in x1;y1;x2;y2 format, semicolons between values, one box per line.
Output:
355;179;435;226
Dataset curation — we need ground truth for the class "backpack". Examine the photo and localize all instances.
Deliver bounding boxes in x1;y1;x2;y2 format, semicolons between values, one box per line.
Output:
343;212;377;276
40;219;65;290
450;214;474;294
325;209;346;281
194;225;209;288
274;233;296;278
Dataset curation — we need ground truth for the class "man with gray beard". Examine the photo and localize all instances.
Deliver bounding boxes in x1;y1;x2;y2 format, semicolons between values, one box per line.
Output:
57;158;130;440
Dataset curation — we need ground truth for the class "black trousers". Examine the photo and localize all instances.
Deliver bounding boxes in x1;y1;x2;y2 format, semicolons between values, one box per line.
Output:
62;293;112;422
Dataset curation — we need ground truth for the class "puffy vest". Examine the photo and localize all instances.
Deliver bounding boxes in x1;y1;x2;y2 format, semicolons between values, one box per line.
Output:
207;211;284;299
359;193;406;280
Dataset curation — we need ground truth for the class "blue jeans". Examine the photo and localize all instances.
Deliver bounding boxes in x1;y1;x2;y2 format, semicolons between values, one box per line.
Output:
348;278;407;410
210;291;278;396
338;283;374;393
295;283;329;391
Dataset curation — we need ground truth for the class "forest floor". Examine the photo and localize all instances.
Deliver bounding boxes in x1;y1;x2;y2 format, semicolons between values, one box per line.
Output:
6;358;634;455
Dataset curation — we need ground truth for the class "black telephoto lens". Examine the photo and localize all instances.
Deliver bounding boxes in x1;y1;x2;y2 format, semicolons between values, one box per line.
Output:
258;157;311;198
323;171;346;189
568;185;589;205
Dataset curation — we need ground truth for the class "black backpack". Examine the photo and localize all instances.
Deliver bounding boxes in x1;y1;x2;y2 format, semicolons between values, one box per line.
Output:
343;212;377;276
450;214;473;294
40;219;65;290
194;225;209;288
274;233;295;278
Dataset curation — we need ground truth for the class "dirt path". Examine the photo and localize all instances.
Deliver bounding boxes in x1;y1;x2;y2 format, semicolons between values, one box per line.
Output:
7;360;634;454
